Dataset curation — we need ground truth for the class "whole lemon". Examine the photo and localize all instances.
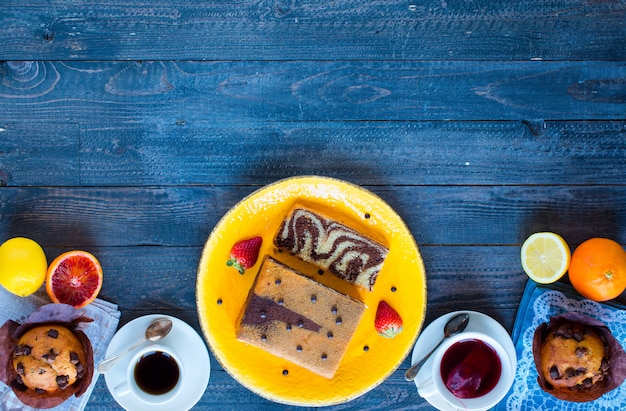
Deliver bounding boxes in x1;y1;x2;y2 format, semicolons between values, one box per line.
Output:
0;237;47;297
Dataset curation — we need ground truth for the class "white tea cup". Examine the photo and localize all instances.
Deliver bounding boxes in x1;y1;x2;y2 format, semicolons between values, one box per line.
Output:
417;331;513;410
113;344;183;405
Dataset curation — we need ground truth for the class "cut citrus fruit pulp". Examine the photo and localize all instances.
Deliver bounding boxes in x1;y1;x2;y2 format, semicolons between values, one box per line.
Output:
0;237;47;297
46;250;103;308
521;232;571;284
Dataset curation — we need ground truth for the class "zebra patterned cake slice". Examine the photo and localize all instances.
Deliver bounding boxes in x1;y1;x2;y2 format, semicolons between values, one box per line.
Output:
274;206;388;291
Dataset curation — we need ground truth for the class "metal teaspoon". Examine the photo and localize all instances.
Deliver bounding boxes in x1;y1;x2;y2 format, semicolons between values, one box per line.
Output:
97;317;173;374
404;313;470;381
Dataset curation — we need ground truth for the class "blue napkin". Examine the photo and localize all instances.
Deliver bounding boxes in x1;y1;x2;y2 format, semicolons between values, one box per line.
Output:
495;280;626;411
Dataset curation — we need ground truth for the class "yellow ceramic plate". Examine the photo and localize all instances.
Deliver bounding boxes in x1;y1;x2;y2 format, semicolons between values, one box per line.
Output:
196;176;426;406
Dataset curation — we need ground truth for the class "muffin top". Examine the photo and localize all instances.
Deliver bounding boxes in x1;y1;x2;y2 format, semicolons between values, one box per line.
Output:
539;323;607;390
12;325;87;393
532;312;626;403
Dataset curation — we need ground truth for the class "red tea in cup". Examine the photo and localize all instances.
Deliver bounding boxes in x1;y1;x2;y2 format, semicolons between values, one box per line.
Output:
440;338;501;398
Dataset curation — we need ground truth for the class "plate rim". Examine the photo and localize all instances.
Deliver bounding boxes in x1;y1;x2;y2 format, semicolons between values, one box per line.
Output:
196;175;426;406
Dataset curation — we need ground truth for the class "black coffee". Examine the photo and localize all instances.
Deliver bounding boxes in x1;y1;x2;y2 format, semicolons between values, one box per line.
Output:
134;351;179;395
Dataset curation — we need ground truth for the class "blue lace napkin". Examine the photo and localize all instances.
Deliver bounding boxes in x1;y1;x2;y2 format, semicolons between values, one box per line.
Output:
496;280;626;411
0;287;120;411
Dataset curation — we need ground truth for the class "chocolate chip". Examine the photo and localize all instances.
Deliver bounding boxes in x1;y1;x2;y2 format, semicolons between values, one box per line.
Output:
16;363;24;375
555;325;571;338
38;368;46;375
76;362;85;378
42;349;57;363
549;365;560;379
35;388;47;394
14;345;31;356
47;329;59;338
576;367;586;376
565;368;576;378
70;352;79;364
15;375;24;385
583;378;593;388
575;347;588;357
601;358;610;372
56;375;69;389
572;331;584;342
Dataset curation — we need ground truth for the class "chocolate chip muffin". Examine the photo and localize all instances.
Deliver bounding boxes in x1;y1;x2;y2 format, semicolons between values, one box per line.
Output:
533;313;626;402
539;322;608;390
12;325;87;393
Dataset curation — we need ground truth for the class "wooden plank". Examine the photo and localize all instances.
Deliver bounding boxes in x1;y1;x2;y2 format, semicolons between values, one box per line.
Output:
0;123;79;186
3;120;625;188
0;61;625;123
78;121;626;186
4;186;625;247
0;1;624;61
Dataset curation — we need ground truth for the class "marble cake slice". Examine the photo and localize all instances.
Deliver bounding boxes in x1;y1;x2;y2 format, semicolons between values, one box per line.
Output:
236;256;365;378
274;206;388;291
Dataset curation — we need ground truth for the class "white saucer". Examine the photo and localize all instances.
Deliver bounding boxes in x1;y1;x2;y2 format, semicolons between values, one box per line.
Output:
411;311;516;411
104;314;210;411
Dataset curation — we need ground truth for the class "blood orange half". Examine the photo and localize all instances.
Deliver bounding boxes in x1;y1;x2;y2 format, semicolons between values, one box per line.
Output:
46;250;103;308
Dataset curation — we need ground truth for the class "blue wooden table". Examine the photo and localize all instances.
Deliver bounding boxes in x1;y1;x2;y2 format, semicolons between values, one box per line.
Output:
1;1;625;409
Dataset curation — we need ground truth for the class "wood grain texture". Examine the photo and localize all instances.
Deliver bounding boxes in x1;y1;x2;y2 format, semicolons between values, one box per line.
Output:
3;186;625;248
0;0;624;61
0;123;79;186
0;61;625;123
78;120;626;186
0;121;624;187
1;1;625;409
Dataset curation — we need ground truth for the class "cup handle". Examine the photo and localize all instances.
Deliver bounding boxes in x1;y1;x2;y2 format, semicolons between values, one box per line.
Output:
113;381;131;397
417;376;437;398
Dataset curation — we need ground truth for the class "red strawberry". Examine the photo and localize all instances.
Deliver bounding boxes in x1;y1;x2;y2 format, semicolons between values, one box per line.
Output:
227;236;262;274
374;301;403;338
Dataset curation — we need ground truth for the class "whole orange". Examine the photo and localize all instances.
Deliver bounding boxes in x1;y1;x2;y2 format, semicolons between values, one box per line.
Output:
568;238;626;301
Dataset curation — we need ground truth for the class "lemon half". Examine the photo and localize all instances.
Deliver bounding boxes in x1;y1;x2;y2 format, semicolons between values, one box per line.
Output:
0;237;48;296
521;232;571;284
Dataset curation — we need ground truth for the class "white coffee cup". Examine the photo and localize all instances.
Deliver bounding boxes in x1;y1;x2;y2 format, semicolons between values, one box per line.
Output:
113;344;183;405
417;331;513;410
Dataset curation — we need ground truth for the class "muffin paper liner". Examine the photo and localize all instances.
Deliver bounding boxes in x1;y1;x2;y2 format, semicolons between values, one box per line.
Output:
0;303;94;409
532;312;626;402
